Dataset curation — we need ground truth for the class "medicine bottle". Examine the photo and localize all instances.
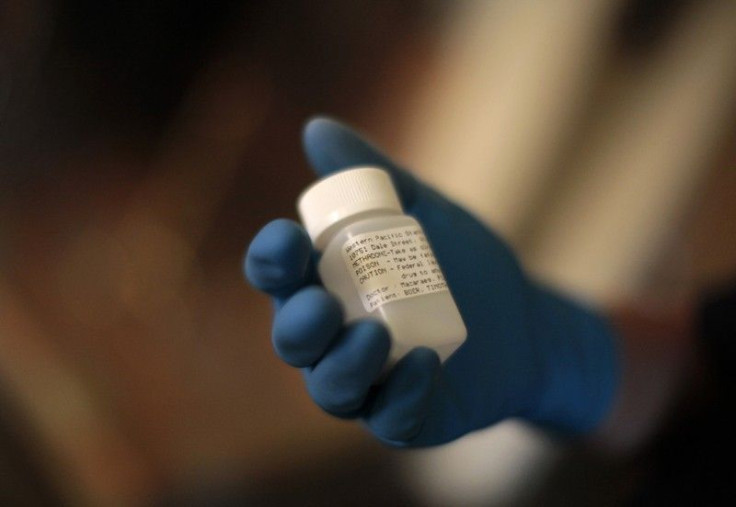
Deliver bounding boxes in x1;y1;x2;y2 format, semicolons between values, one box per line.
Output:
298;166;466;368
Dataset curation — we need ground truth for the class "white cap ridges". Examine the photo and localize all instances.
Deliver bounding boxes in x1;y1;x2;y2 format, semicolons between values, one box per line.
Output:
298;166;402;248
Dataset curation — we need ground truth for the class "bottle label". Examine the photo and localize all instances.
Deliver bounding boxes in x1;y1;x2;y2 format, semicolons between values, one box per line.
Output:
341;225;449;312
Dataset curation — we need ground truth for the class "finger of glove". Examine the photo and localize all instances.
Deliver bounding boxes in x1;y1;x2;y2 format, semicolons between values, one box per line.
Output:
363;347;440;445
272;286;343;368
304;319;391;418
245;218;314;303
302;116;422;211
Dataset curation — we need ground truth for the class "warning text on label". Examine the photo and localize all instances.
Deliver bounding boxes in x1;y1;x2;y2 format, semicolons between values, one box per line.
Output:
342;225;449;312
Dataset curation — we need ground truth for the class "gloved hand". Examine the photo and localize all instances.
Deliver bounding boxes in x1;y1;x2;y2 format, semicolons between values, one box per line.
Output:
245;117;620;447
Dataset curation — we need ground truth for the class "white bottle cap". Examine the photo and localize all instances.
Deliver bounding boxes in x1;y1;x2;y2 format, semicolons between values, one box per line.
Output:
298;166;402;249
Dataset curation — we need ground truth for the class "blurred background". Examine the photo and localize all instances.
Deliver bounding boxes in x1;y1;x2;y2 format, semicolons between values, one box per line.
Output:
1;0;735;505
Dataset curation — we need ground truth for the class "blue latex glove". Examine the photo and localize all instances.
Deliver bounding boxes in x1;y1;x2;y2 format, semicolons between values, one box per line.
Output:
245;117;620;447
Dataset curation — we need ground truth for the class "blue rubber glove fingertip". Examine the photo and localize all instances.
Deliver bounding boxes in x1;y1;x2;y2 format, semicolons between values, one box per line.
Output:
367;347;440;445
272;286;343;367
245;219;311;293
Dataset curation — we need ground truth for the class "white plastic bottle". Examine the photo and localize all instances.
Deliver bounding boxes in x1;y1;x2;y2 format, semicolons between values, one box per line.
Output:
298;166;466;368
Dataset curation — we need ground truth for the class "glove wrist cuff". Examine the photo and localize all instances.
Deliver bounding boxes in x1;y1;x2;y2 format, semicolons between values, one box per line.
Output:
524;284;621;435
